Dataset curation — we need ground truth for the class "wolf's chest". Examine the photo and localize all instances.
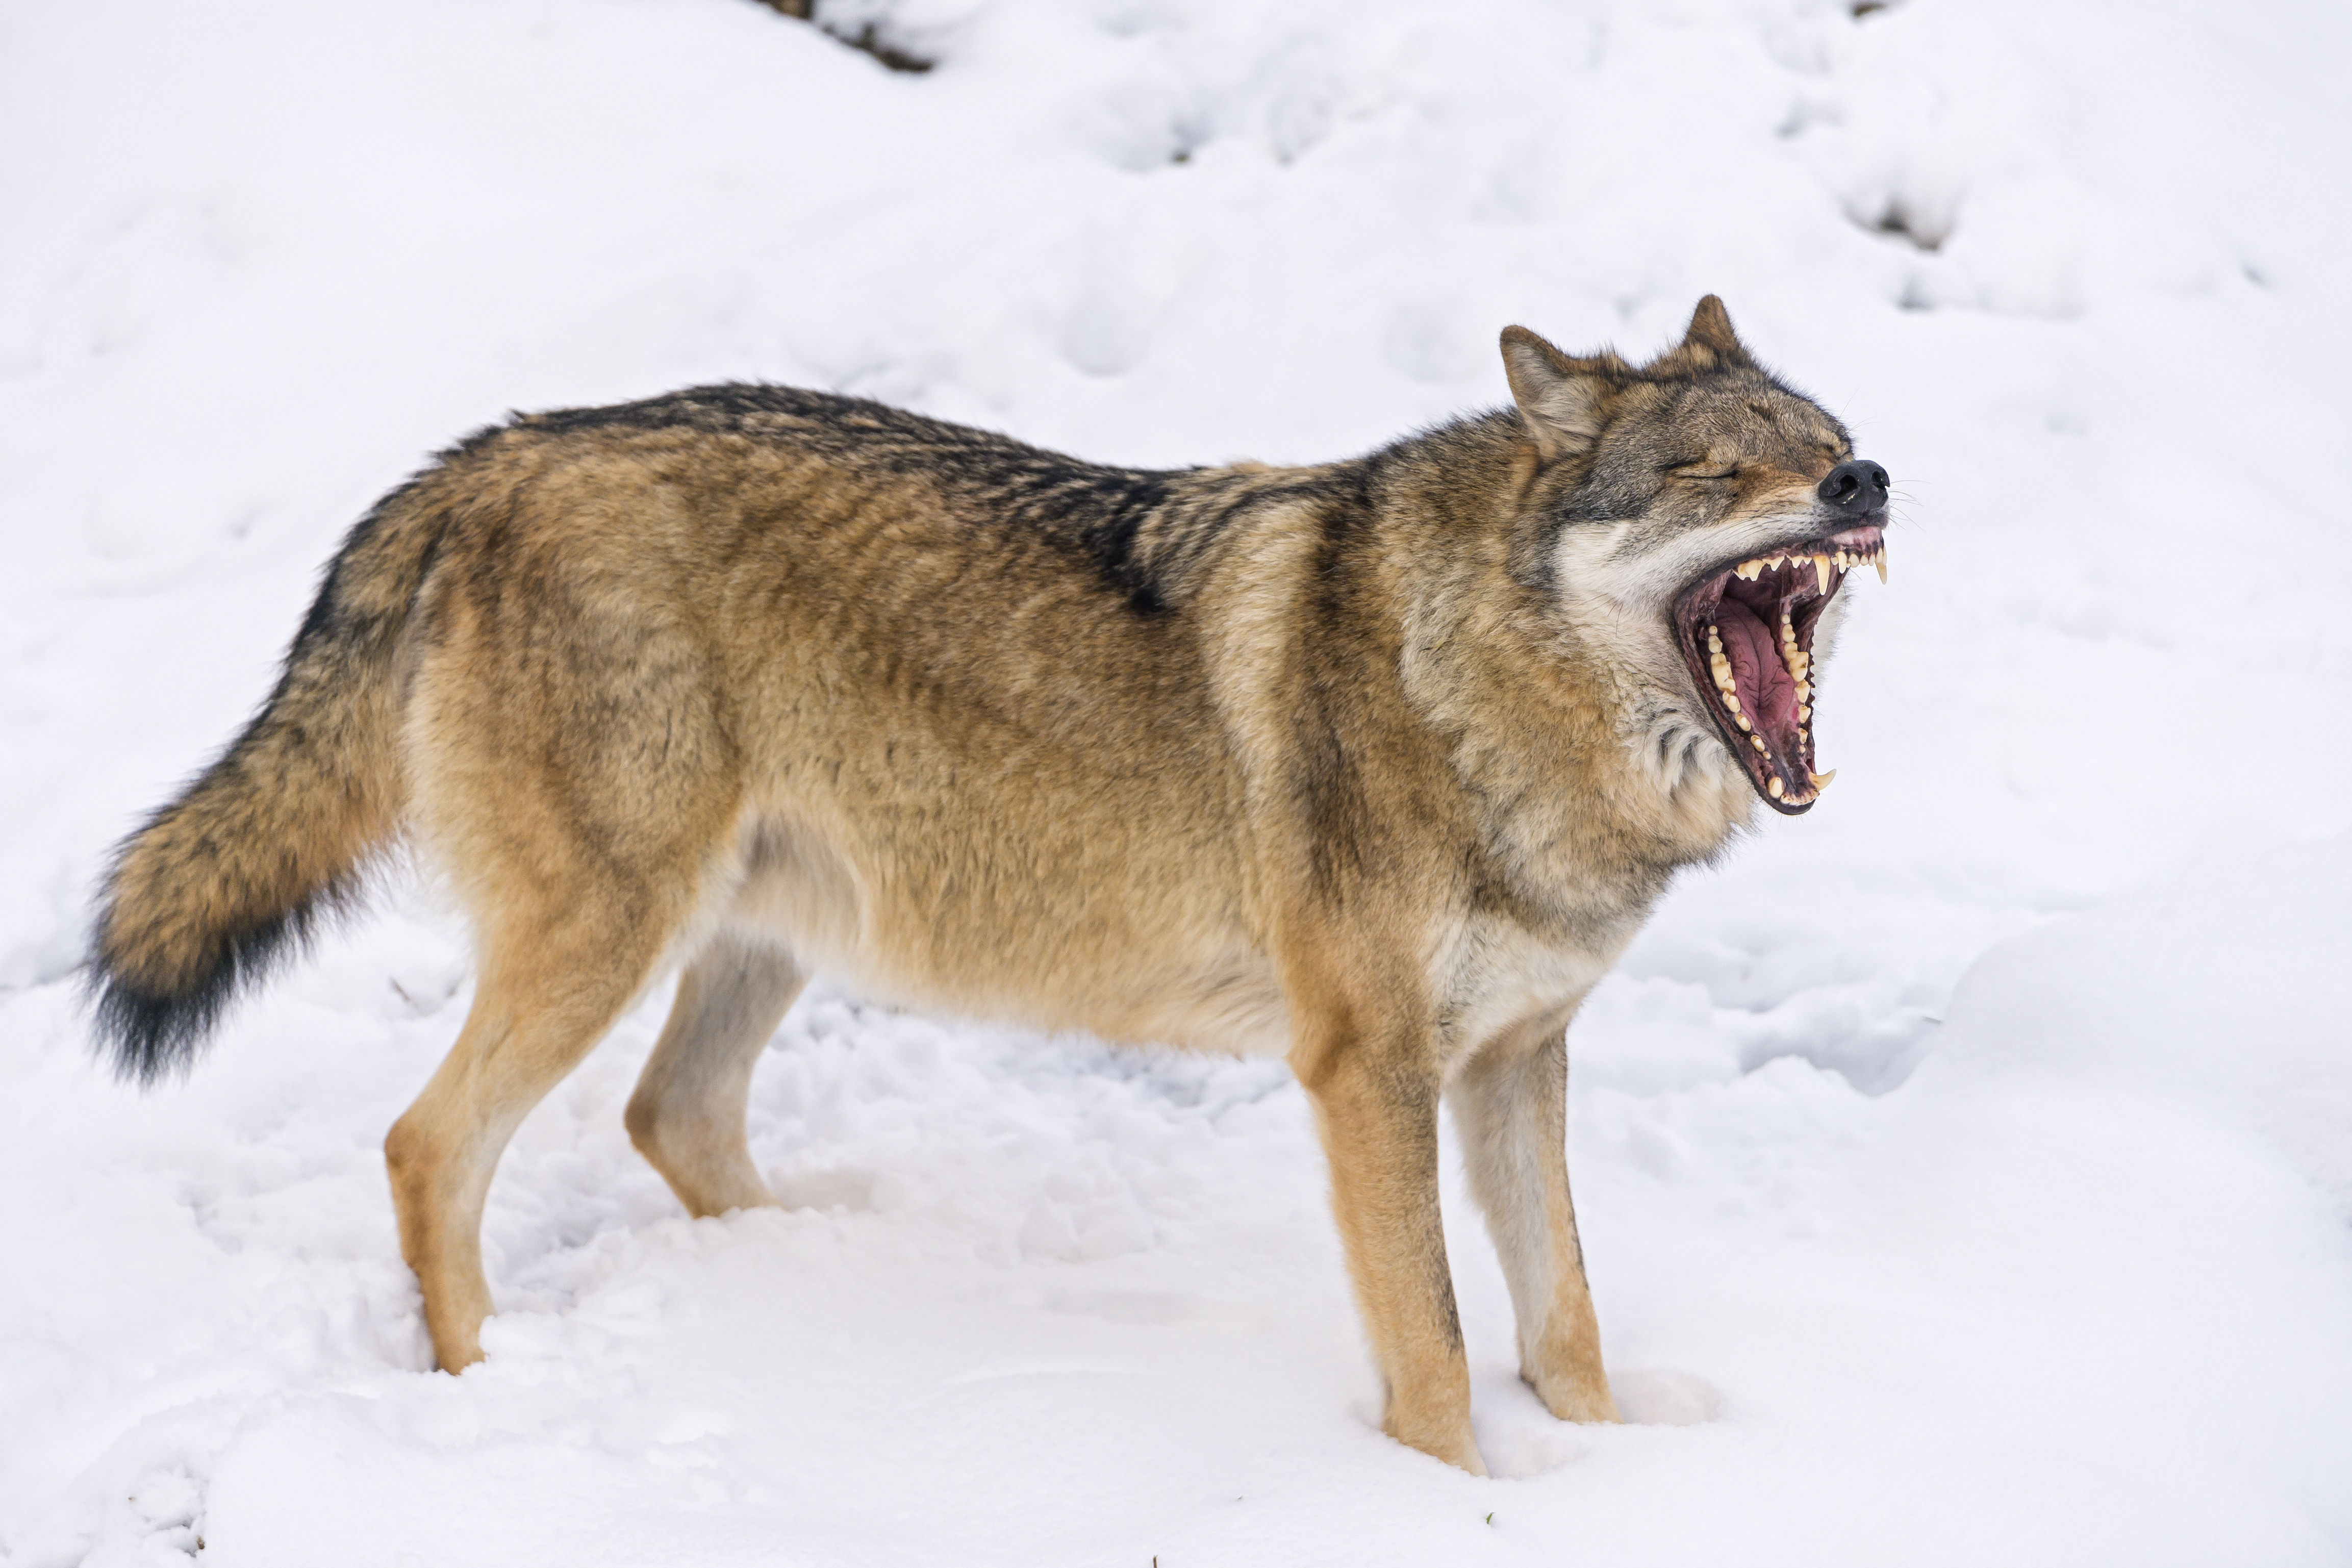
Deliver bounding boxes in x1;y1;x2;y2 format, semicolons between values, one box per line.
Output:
1429;908;1638;1067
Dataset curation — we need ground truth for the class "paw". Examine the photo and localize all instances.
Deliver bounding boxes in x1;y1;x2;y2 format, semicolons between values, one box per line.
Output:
1524;1363;1621;1424
1384;1404;1490;1475
428;1316;489;1373
432;1341;487;1374
1388;1423;1490;1475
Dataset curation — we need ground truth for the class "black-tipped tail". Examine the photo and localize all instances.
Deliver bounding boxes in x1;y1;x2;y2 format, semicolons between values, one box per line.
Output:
85;466;454;1084
86;850;365;1085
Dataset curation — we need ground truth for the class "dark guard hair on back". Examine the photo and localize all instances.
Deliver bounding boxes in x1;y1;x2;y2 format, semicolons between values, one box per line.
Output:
516;383;1344;616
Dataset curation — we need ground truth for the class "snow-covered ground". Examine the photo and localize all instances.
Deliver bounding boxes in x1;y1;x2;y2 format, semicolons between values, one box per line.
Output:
5;0;2350;1561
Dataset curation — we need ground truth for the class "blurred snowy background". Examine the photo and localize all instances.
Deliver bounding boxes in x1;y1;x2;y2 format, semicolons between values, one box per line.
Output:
4;1;2349;1563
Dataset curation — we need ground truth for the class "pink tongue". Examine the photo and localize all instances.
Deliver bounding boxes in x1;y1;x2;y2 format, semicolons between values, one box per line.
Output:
1717;596;1798;748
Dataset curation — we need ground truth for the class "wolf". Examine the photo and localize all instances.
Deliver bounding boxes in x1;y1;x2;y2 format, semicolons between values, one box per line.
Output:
87;296;1889;1474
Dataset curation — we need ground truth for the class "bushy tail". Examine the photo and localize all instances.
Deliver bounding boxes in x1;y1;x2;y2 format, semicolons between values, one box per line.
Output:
88;476;453;1083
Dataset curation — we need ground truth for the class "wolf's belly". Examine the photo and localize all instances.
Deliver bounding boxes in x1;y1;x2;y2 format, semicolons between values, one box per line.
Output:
720;809;1293;1057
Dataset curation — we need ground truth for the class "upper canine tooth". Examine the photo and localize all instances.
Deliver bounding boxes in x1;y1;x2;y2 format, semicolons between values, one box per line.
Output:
1876;545;1889;585
1813;554;1833;594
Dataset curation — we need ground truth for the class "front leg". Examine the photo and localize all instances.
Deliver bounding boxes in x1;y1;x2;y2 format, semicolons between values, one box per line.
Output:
1449;1013;1620;1424
1294;1016;1485;1474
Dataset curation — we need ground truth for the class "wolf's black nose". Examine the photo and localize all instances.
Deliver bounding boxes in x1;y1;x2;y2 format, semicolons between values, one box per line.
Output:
1818;460;1889;514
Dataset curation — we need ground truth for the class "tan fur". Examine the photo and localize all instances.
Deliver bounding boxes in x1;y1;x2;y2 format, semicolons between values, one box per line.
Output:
89;298;1876;1472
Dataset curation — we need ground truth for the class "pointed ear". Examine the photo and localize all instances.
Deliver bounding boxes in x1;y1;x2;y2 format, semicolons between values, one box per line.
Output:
1674;294;1752;368
1500;325;1613;462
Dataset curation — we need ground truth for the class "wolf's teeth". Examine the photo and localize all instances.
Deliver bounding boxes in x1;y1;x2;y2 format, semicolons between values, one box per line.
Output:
1798;703;1811;721
1768;775;1784;798
1752;735;1765;751
1735;560;1764;581
1813;555;1833;594
1723;692;1741;713
1735;714;1751;731
1810;770;1836;790
1876;546;1889;585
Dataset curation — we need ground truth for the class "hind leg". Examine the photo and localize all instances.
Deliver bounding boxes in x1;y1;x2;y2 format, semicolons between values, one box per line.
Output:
385;903;671;1372
388;521;746;1369
626;938;806;1217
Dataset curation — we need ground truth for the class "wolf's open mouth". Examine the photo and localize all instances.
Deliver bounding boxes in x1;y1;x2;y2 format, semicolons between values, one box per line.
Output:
1672;524;1883;815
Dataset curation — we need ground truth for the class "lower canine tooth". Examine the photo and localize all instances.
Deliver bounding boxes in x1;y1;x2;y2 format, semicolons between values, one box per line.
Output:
1810;769;1836;790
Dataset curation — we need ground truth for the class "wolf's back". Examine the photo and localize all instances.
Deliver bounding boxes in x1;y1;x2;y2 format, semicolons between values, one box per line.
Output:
87;465;457;1083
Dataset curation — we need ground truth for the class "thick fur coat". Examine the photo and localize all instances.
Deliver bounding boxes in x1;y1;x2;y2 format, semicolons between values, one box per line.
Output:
88;297;1889;1473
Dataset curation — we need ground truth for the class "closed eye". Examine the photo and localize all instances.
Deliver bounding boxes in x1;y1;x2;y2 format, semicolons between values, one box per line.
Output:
1676;467;1739;482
